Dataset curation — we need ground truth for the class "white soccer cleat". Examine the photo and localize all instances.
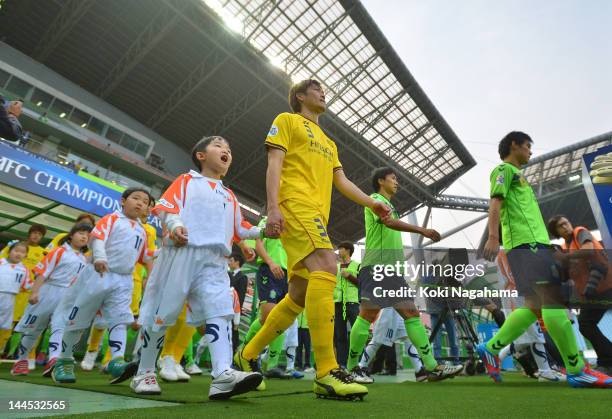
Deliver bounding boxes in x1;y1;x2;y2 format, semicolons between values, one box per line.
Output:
350;366;374;384
28;358;36;371
185;363;203;375
208;369;263;400
80;351;98;371
174;363;191;382
131;373;162;395
158;355;178;382
538;369;566;382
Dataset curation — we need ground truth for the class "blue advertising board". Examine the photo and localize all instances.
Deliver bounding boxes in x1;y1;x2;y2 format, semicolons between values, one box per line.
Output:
0;140;161;235
582;144;612;251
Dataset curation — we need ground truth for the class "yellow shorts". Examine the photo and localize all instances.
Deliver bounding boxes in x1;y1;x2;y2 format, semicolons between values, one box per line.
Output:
280;199;333;281
13;291;30;321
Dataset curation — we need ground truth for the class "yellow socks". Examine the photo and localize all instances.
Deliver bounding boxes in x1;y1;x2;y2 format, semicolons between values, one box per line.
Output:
172;324;196;363
305;271;338;378
87;327;106;352
243;295;303;360
0;329;11;352
161;319;184;359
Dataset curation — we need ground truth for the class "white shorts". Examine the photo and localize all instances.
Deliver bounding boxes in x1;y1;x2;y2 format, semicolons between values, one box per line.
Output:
371;308;407;347
0;292;16;329
65;265;134;331
15;283;68;334
284;320;298;349
54;273;86;331
139;246;233;331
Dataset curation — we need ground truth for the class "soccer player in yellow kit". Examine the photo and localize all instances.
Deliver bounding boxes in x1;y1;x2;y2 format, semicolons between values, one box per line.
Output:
234;79;390;400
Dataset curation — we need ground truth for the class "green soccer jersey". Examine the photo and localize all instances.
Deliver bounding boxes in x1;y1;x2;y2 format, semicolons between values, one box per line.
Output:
490;162;550;249
256;217;288;269
361;193;404;267
333;260;360;303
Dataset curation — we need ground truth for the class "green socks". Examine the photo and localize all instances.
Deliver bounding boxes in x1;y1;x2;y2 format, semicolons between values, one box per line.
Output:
7;332;21;357
39;329;50;354
347;316;371;370
404;317;437;371
267;333;285;369
486;308;538;355
541;308;584;374
244;317;262;344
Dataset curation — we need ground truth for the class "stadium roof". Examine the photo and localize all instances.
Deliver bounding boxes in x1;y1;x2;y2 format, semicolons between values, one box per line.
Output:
523;131;612;231
0;0;475;242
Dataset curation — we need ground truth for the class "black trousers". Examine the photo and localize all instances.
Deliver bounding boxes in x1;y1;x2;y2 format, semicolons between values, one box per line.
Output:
334;302;359;368
578;289;612;367
296;327;311;369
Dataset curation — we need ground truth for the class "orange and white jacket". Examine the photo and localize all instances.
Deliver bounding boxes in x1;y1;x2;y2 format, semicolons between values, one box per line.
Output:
153;170;260;255
0;258;30;294
33;243;87;287
90;211;151;275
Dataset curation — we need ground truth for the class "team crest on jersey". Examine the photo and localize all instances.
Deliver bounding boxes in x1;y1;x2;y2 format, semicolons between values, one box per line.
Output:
158;198;175;209
496;174;504;185
268;125;279;136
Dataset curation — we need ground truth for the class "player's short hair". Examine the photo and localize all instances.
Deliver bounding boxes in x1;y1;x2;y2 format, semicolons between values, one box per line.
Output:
371;167;396;192
28;224;47;236
8;240;28;253
288;79;321;113
191;136;230;170
121;187;154;206
59;223;94;250
229;252;245;267
338;241;354;256
498;131;532;160
75;213;96;225
546;214;566;239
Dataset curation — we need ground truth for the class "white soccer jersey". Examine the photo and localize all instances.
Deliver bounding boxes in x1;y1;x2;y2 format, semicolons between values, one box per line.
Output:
91;210;149;274
153;170;260;254
32;243;87;287
0;258;30;294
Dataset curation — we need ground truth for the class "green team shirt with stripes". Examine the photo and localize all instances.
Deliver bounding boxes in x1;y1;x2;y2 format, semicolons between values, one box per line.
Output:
489;162;549;250
361;193;405;268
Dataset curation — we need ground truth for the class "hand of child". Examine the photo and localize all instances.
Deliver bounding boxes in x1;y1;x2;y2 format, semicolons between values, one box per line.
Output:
172;226;189;247
28;292;39;305
94;260;109;275
241;245;256;262
266;207;284;238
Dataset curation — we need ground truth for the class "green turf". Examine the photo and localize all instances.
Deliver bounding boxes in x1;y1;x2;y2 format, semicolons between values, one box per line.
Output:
1;364;610;418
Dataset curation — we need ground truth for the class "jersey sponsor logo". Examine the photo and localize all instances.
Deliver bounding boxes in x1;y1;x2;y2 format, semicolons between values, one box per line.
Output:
268;125;279;136
158;198;175;209
496;174;505;185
